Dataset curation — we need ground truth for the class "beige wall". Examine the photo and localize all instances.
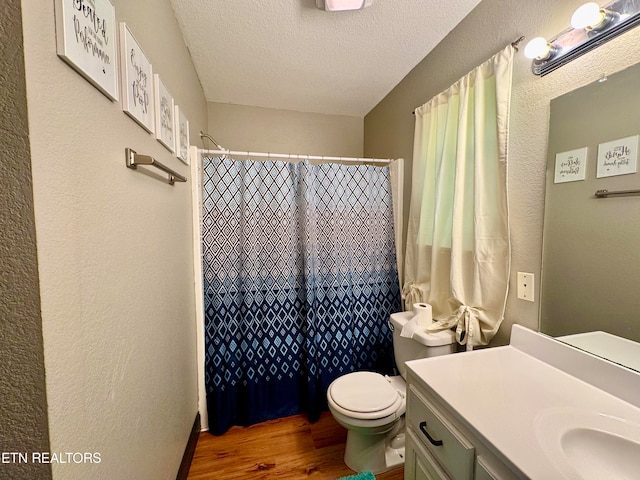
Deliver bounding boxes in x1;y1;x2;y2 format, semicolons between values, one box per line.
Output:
20;0;207;478
364;0;640;345
0;0;51;478
208;102;363;156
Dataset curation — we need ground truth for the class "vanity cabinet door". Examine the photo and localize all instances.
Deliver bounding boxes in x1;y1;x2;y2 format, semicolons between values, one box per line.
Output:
405;427;451;480
407;385;475;480
475;456;500;480
475;455;519;480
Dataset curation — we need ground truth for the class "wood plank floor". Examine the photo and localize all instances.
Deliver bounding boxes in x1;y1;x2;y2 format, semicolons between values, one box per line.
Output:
187;412;404;480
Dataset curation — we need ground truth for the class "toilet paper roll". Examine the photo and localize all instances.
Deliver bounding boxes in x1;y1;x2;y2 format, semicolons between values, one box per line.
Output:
400;303;434;338
412;303;433;326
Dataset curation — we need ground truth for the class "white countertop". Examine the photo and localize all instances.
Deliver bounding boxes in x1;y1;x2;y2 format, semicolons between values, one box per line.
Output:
558;331;640;372
406;325;640;479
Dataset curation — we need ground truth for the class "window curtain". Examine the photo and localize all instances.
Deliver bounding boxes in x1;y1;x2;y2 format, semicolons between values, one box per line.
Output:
403;45;514;350
202;157;400;435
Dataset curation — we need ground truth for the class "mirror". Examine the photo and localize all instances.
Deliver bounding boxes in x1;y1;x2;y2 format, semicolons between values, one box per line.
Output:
541;61;640;370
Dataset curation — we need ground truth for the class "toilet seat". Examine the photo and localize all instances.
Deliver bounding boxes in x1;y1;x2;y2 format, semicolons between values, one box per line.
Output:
328;372;404;420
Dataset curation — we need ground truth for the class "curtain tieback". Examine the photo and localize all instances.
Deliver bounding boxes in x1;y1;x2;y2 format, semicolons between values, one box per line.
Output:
401;283;427;306
427;304;480;351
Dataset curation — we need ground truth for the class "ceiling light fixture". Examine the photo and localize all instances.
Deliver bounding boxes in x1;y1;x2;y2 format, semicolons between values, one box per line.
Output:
316;0;373;12
525;0;640;76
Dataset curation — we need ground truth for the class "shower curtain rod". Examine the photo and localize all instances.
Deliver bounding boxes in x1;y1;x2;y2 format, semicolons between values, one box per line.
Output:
199;148;393;165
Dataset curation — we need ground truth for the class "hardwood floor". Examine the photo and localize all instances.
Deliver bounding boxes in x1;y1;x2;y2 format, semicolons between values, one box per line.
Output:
187;412;404;480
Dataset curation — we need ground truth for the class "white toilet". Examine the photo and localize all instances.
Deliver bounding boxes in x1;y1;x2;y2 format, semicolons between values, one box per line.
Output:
326;311;457;474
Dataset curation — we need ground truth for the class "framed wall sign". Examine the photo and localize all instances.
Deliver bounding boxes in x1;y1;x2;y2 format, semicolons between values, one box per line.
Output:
119;23;155;133
54;0;119;101
554;147;587;183
154;75;175;152
175;105;190;164
597;135;639;178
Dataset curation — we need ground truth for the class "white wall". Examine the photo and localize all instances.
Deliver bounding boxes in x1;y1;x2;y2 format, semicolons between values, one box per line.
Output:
364;0;640;345
20;0;207;478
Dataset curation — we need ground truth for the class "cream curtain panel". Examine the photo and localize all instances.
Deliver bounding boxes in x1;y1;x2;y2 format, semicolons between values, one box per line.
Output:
389;158;405;288
403;46;514;350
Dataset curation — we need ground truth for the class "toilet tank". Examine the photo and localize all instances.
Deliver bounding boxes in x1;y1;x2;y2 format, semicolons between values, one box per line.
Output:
389;311;456;379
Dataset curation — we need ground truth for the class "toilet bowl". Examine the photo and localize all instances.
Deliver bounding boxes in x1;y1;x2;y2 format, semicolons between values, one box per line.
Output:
327;311;456;474
327;371;407;473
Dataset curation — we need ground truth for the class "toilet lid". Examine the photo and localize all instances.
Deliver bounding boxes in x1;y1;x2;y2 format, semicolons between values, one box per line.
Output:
329;372;398;413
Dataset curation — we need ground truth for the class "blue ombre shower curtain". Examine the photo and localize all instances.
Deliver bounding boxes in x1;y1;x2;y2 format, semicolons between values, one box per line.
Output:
202;157;401;435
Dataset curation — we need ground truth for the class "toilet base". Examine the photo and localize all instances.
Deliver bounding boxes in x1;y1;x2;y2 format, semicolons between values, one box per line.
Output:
343;418;405;474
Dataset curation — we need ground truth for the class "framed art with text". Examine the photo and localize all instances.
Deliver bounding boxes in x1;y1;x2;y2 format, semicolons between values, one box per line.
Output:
554;147;587;183
154;75;175;152
597;135;638;178
119;23;155;133
175;105;190;164
54;0;119;101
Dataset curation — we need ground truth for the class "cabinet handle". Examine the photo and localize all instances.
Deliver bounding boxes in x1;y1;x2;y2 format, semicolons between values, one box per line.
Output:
419;421;443;447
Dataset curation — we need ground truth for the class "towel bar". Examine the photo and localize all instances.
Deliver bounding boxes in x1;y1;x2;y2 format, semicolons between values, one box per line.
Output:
595;188;640;198
125;148;187;185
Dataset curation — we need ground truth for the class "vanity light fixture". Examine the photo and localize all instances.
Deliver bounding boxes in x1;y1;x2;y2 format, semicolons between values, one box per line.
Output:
570;2;613;30
316;0;373;12
525;0;640;76
524;37;557;60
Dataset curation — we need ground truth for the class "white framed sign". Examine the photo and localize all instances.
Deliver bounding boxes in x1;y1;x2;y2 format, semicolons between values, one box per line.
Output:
119;23;154;133
54;0;119;101
597;135;639;178
554;147;587;183
154;75;175;152
175;105;190;164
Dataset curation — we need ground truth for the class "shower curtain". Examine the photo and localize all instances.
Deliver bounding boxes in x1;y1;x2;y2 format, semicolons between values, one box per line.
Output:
202;157;401;435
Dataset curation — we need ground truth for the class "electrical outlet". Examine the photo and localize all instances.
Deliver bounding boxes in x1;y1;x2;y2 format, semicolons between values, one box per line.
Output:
517;272;535;302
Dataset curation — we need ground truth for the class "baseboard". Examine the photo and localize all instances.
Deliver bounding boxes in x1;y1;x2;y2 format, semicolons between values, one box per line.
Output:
176;412;201;480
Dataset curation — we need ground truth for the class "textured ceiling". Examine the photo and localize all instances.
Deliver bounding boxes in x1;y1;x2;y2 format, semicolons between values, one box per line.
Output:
170;0;481;117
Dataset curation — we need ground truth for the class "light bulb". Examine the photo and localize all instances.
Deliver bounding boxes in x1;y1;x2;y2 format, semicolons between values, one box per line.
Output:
524;37;552;60
571;2;606;29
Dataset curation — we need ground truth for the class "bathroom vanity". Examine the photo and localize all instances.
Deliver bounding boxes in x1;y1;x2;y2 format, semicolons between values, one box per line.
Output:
404;325;640;479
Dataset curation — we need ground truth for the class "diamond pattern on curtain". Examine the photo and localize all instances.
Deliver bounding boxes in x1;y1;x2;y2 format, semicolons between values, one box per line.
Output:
202;157;400;435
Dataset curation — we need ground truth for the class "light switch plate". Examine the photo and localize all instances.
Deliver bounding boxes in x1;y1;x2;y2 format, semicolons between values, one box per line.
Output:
517;272;535;302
